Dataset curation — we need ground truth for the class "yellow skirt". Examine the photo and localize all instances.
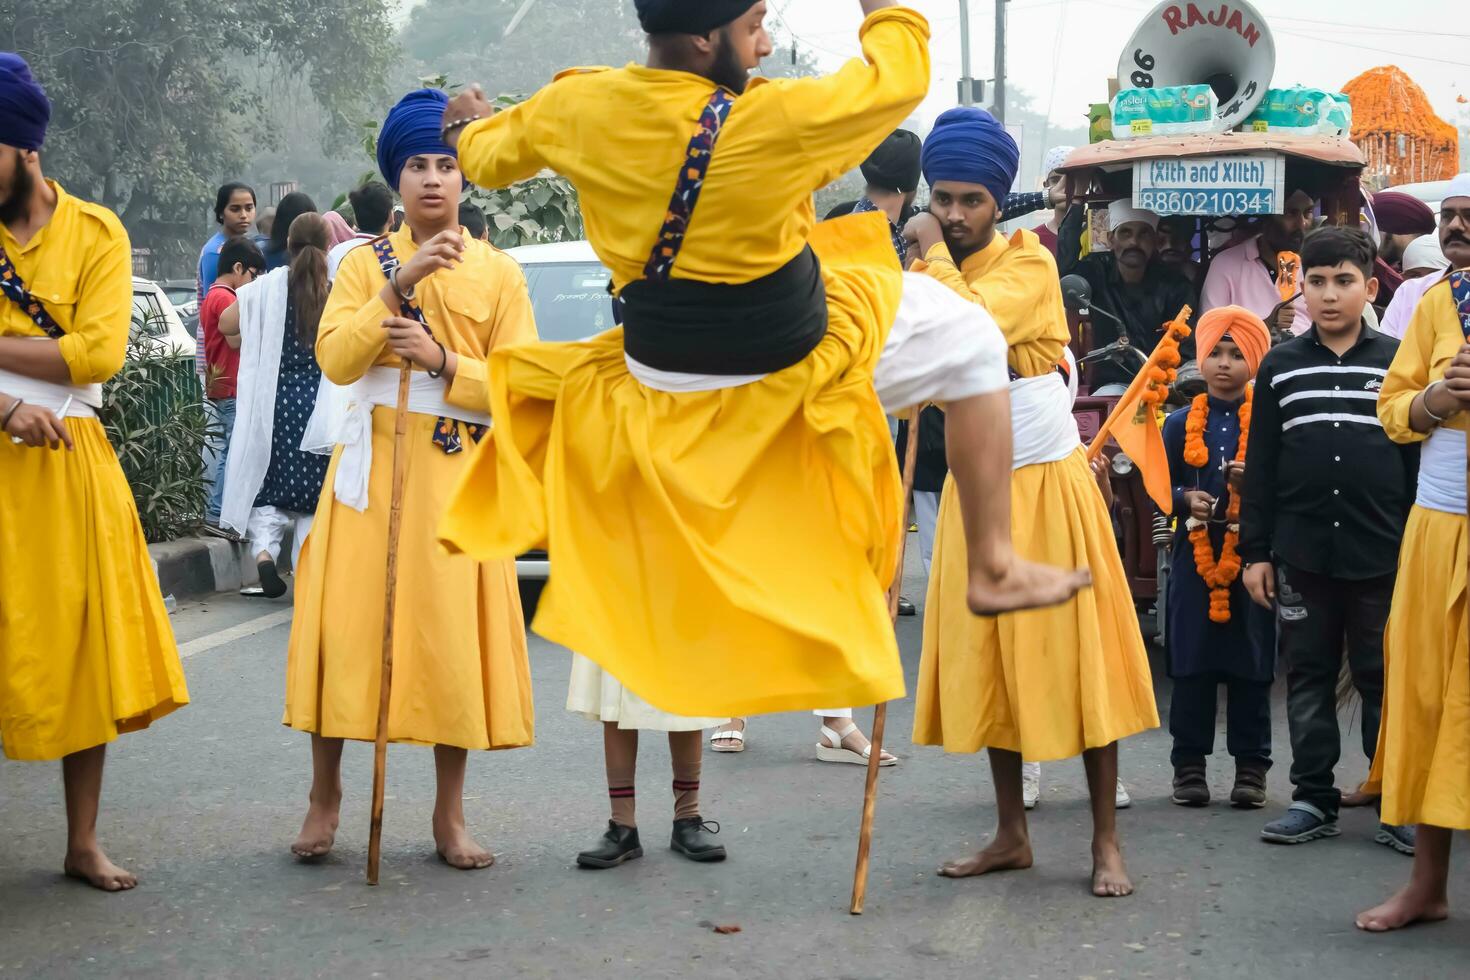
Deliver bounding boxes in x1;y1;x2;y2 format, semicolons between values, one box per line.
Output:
440;215;906;718
0;419;188;761
285;409;533;751
1365;506;1470;829
912;447;1158;760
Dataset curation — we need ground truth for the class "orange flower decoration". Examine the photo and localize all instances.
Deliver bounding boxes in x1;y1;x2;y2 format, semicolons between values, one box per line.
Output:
1184;389;1252;623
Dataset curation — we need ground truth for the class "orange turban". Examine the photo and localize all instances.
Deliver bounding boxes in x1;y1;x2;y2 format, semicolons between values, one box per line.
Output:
1196;306;1271;377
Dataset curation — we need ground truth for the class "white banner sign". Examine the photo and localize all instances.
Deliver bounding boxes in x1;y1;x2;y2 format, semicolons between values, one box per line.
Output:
1132;154;1285;216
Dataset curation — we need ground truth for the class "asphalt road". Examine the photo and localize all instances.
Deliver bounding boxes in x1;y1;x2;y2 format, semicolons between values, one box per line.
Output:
2;563;1467;979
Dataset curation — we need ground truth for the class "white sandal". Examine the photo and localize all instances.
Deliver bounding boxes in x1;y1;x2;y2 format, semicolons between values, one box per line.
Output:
816;722;897;767
710;721;747;753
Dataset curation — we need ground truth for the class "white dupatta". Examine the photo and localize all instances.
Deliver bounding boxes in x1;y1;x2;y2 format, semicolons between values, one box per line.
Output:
219;269;288;534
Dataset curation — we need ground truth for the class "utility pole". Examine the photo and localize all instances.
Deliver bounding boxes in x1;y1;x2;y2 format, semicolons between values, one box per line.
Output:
958;1;975;105
993;0;1007;123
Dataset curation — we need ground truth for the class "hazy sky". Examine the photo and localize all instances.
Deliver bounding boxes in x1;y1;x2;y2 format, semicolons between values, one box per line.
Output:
776;0;1466;143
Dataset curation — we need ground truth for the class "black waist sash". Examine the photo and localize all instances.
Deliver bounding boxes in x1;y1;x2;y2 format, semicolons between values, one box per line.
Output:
621;246;829;375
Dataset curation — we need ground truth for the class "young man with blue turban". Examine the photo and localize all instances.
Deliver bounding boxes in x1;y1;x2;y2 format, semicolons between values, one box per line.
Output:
437;2;1087;764
907;107;1158;898
0;53;190;891
281;88;536;870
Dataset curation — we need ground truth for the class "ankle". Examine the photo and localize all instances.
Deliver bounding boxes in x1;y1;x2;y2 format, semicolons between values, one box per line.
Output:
308;785;342;809
973;544;1015;580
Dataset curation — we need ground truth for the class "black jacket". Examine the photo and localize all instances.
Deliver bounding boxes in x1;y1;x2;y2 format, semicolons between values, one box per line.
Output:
1057;205;1197;390
1239;322;1418;580
894;405;948;494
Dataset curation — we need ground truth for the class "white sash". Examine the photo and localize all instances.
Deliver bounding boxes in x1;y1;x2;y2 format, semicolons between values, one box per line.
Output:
1010;370;1081;470
328;366;492;512
220;270;287;535
1416;425;1466;515
0;365;102;417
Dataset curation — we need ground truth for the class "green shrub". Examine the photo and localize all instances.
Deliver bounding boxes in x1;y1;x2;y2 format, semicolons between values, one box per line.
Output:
101;337;216;543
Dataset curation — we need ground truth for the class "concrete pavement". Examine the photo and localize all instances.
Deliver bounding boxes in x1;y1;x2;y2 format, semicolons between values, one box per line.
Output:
2;581;1467;978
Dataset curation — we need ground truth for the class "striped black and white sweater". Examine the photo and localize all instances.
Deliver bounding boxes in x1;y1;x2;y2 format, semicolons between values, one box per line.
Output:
1240;322;1418;581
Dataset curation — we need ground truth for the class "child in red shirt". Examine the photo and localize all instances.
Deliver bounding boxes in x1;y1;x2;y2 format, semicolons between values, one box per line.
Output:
201;236;265;529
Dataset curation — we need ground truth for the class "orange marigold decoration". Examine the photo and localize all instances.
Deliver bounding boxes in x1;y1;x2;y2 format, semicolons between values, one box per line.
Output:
1184;389;1252;624
1342;66;1460;186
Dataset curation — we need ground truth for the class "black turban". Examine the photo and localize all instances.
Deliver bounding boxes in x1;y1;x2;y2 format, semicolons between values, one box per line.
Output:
860;129;922;194
636;0;760;34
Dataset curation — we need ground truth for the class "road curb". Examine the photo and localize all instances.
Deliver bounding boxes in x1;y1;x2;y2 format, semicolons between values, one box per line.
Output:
147;534;293;601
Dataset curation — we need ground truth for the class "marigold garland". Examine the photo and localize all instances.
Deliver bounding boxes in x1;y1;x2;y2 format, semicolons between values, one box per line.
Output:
1141;312;1192;408
1184;389;1252;624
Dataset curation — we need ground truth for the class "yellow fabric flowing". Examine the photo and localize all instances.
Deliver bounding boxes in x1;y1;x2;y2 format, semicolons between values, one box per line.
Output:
910;229;1157;760
441;216;907;717
283;229;535;751
1364;279;1470;829
0;184;188;761
440;9;932;717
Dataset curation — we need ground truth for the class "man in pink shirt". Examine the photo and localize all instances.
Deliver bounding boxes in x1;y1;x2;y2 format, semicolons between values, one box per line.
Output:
1200;188;1315;336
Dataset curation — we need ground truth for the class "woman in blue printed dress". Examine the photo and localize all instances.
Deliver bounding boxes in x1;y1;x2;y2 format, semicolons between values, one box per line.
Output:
218;211;333;597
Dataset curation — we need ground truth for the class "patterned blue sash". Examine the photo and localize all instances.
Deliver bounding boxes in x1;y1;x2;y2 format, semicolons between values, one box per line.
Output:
0;241;65;339
641;88;736;282
371;237;486;455
1451;271;1470;340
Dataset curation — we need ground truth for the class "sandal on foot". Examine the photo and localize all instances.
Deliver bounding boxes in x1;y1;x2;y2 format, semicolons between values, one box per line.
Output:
709;724;746;753
816;722;897;767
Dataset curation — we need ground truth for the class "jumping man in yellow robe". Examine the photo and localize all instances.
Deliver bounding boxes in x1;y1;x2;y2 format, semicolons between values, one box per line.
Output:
436;0;1088;725
0;54;189;891
1358;174;1470;932
907;108;1159;898
283;89;535;870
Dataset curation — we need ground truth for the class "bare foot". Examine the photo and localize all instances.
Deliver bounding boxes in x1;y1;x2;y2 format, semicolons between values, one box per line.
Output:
1341;786;1379;808
1355;885;1449;932
291;799;340;860
1091;839;1133;897
434;816;495;871
938;837;1033;878
968;558;1091;617
64;845;137;892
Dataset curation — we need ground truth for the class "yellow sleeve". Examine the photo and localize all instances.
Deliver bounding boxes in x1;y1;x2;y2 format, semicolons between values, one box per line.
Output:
456;87;554;191
1378;292;1442;445
917;240;1060;350
58;212;132;385
766;8;931;189
316;245;395;385
445;255;538;414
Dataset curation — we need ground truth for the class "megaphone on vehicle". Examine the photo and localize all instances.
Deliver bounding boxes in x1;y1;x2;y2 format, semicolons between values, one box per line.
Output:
1117;0;1276;132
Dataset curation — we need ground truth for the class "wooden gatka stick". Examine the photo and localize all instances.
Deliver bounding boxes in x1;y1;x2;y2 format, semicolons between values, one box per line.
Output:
367;361;414;885
850;404;923;915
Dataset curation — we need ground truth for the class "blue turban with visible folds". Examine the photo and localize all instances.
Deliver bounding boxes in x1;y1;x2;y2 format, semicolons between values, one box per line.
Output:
921;107;1019;210
0;53;50;151
376;88;455;192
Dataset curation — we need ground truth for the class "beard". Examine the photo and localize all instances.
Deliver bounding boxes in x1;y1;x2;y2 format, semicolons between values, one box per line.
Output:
709;30;750;93
0;152;34;226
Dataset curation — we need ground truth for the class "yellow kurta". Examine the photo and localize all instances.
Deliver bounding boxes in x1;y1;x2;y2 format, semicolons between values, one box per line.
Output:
910;233;1158;760
1366;278;1470;829
439;9;930;717
283;228;535;750
0;183;188;761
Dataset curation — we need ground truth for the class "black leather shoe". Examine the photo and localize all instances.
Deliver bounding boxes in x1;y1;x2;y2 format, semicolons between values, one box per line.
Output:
576;821;643;869
670;817;726;862
897;596;916;617
1172;759;1210;807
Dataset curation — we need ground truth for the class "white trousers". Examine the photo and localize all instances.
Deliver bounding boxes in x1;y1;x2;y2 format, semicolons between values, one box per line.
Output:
247;505;313;569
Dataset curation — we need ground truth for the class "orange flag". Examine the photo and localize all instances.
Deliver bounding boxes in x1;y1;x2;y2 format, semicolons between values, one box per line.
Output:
1107;386;1174;515
1087;306;1193;515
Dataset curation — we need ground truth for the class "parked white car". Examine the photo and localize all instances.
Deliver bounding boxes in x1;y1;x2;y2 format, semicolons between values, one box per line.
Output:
131;277;197;359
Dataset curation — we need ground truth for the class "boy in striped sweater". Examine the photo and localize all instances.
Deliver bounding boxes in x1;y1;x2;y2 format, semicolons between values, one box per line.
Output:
1239;227;1418;851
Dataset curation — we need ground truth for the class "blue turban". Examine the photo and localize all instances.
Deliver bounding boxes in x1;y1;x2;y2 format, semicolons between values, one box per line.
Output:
376;88;455;192
0;53;50;151
920;107;1019;210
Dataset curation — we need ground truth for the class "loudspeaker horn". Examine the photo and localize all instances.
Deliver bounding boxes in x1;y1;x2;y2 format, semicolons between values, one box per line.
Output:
1117;0;1276;132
